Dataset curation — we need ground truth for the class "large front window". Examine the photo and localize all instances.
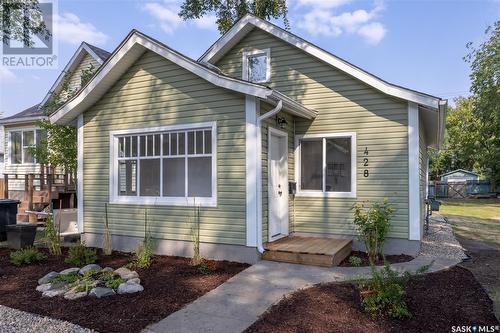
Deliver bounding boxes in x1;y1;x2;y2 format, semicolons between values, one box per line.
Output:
111;122;216;206
10;129;46;164
296;133;356;197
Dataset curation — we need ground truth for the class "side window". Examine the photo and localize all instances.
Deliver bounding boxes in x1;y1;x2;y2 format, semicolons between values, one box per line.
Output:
243;49;270;83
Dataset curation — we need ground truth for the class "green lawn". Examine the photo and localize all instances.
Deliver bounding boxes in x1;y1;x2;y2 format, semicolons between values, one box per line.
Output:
440;198;500;247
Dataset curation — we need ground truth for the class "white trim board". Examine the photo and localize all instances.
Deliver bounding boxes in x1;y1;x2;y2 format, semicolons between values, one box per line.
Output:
77;114;84;233
245;95;258;247
408;102;421;241
200;14;444;111
49;31;316;125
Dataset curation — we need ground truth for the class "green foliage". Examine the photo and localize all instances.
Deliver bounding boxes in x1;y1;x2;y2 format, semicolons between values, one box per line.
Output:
80;63;96;86
187;203;202;266
358;265;411;320
179;0;289;34
51;271;80;284
10;247;46;266
348;255;362;267
0;1;51;47
103;203;113;256
351;199;395;265
129;209;154;269
44;214;61;256
65;242;97;266
99;271;125;289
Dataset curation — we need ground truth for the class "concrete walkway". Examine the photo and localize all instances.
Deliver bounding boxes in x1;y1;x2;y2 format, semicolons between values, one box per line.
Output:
143;256;459;333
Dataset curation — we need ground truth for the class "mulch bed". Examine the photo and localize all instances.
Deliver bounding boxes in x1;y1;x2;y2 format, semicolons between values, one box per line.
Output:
245;266;499;333
339;251;414;267
0;248;248;333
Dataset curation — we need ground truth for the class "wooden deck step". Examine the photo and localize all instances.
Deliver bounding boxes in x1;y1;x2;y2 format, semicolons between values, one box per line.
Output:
263;236;352;267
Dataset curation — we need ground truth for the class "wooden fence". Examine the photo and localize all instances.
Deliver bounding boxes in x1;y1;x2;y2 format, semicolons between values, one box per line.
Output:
429;180;493;198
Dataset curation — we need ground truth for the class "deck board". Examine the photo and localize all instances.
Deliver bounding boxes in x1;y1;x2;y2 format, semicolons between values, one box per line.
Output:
263;236;352;267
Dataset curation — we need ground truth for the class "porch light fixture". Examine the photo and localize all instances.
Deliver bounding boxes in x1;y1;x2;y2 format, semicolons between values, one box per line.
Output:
276;116;288;129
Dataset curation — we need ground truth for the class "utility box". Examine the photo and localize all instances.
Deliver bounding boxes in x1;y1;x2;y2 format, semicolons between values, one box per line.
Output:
0;199;20;241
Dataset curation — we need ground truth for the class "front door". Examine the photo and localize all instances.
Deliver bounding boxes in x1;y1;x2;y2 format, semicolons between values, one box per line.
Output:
268;128;289;242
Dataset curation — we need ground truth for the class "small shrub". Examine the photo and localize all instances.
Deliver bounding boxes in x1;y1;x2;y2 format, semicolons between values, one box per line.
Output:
129;209;153;269
10;247;47;266
358;265;413;319
352;199;395;265
51;271;81;284
348;255;362;267
99;271;125;289
103;203;112;256
44;214;61;256
65;242;97;266
197;260;217;275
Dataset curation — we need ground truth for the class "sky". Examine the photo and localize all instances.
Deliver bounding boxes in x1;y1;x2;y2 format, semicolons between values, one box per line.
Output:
0;0;498;117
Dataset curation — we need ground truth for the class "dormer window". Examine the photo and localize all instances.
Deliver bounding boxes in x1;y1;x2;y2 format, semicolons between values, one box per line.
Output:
243;49;270;83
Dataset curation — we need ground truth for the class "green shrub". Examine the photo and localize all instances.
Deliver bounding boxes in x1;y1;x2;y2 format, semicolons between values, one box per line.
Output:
348;255;362;267
65;242;97;266
129;239;153;269
10;247;47;266
352;199;395;265
358;265;414;319
44;214;61;256
99;271;125;289
51;271;80;284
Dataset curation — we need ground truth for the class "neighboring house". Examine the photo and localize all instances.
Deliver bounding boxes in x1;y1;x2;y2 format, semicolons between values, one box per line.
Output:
0;42;110;198
440;169;480;183
49;15;447;263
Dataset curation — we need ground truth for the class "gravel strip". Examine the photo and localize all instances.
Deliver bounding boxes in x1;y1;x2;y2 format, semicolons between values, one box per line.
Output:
0;305;96;333
419;213;467;260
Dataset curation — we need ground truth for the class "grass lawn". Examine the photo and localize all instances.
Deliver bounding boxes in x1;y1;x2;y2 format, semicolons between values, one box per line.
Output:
440;198;500;247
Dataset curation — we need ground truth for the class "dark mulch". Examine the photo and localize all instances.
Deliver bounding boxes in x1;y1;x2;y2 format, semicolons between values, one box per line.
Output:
246;266;499;333
339;251;414;267
0;248;248;333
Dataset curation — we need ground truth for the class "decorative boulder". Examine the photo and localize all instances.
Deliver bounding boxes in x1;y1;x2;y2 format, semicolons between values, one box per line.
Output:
42;288;67;298
79;264;102;275
64;290;87;300
89;287;115;298
60;267;80;275
38;271;59;285
117;282;144;294
36;283;53;293
127;278;141;285
101;267;114;273
115;267;139;280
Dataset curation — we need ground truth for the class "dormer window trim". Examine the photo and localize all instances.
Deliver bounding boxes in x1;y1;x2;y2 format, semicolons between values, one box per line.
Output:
242;48;271;83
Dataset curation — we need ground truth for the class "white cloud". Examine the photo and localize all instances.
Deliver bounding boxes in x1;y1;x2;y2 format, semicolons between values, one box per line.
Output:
297;0;387;44
358;22;386;45
54;12;108;46
0;67;16;81
193;15;218;31
296;0;353;9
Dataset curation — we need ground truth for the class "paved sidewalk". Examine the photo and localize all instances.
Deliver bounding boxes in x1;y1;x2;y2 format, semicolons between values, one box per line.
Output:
143;256;459;333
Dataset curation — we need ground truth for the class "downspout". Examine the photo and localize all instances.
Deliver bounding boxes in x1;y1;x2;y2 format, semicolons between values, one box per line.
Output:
256;100;283;253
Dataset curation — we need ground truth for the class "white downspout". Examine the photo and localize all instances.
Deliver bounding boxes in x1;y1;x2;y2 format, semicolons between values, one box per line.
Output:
256;100;283;253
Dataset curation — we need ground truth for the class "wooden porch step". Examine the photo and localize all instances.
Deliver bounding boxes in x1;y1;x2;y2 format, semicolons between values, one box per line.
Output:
263;236;352;267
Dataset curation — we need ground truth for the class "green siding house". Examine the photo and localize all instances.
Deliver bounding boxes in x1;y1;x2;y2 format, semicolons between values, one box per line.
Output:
49;15;447;263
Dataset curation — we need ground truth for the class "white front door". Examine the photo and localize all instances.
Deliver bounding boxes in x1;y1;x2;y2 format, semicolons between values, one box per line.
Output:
268;128;289;242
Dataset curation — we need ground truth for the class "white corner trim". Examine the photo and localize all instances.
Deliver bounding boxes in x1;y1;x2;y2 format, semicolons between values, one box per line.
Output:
245;96;258;247
200;14;442;110
242;48;271;83
294;132;357;198
77;114;84;233
408;102;420;241
108;121;218;207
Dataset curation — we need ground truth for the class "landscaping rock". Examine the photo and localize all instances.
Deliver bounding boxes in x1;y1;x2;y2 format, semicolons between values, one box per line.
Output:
36;283;53;293
79;264;102;275
115;267;139;280
64;290;87;300
42;287;67;298
127;278;141;285
38;271;59;285
60;267;80;275
101;267;114;272
89;287;115;298
117;282;144;294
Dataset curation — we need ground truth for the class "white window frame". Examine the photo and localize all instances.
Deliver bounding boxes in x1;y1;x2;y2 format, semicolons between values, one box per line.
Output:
7;128;42;165
295;132;357;198
242;48;271;83
109;122;217;207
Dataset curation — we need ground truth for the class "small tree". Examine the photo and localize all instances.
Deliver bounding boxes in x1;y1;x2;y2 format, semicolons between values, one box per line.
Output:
352;199;395;265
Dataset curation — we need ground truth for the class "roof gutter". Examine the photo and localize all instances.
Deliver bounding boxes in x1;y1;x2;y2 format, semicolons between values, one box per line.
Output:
0;116;47;125
255;100;283;254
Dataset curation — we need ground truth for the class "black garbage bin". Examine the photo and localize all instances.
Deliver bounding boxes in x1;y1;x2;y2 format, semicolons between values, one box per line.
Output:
6;224;37;249
0;199;20;241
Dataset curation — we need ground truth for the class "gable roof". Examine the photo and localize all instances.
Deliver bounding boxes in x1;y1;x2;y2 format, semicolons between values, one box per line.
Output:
40;42;111;107
200;14;446;111
50;30;317;125
440;169;479;178
0;104;46;125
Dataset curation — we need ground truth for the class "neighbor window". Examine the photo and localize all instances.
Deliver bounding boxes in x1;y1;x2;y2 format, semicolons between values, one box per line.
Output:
243;49;270;83
297;133;356;197
10;129;46;164
112;122;216;206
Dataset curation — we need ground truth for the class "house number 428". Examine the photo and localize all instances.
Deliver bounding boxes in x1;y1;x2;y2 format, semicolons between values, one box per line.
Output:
363;147;369;177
